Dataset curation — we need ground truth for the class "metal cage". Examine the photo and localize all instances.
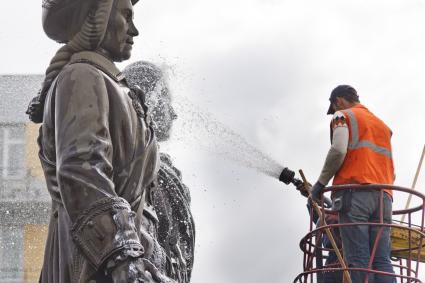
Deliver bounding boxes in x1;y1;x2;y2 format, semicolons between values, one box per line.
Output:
294;184;425;283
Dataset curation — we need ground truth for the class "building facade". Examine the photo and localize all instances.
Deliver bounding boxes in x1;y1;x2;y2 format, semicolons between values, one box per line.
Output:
0;75;50;283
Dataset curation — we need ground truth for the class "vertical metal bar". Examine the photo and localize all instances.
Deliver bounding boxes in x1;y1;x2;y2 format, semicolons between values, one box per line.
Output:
306;238;313;271
400;258;404;283
401;144;425;223
380;190;384;224
414;201;425;281
408;212;412;283
369;227;383;270
315;231;321;283
309;206;313;232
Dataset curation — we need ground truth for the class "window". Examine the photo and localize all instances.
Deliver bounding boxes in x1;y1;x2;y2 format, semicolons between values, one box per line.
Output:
0;124;26;180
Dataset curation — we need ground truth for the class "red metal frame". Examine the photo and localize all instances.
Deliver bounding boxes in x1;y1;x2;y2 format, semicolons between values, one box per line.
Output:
294;184;425;283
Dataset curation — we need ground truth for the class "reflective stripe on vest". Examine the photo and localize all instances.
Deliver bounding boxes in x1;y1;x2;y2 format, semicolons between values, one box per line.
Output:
345;109;392;159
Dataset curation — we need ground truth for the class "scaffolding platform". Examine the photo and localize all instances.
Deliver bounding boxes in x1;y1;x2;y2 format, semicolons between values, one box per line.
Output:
294;184;425;283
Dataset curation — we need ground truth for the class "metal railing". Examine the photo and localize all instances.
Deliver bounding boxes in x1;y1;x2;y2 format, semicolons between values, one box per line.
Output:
294;184;425;283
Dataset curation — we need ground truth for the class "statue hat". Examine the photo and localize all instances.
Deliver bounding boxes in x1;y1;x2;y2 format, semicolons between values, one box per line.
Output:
42;0;139;43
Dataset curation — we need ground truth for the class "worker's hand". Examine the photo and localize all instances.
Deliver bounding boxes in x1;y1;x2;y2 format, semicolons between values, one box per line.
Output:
308;182;332;208
294;179;310;197
310;181;325;203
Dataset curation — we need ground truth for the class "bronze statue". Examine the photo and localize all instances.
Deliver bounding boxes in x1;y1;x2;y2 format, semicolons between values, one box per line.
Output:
123;61;195;283
26;0;174;282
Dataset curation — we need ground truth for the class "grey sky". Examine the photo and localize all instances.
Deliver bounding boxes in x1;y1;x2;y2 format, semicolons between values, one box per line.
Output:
1;0;425;282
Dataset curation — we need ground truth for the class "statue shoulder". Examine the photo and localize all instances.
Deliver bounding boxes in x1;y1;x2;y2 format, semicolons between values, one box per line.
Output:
58;61;105;85
159;153;182;179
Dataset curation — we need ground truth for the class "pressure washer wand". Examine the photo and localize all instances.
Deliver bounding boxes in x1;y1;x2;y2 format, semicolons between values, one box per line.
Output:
279;167;333;206
278;167;309;197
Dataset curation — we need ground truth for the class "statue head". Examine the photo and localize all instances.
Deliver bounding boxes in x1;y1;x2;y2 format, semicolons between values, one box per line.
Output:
123;61;178;142
28;0;140;123
98;0;139;62
42;0;139;61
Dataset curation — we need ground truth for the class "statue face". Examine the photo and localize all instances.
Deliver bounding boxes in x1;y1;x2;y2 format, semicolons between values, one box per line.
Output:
148;81;178;142
100;0;139;62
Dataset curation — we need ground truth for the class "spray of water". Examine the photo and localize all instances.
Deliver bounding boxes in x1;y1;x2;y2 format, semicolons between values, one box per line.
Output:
172;96;284;179
123;62;284;179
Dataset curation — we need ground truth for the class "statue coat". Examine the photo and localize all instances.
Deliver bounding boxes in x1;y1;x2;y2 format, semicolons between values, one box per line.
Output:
37;51;160;283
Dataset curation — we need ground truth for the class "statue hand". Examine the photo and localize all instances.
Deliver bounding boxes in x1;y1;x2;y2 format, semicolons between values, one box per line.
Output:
111;258;169;283
110;257;150;283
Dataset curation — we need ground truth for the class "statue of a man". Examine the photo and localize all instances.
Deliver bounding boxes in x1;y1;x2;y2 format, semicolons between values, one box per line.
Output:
123;61;195;283
26;0;174;282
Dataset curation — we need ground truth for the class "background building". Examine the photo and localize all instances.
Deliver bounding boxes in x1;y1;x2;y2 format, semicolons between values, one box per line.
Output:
0;75;50;283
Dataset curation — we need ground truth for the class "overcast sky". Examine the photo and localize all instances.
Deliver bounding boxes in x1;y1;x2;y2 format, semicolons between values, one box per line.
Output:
1;0;425;282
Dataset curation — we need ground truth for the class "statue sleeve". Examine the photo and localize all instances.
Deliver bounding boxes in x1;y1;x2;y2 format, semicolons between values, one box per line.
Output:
54;63;143;270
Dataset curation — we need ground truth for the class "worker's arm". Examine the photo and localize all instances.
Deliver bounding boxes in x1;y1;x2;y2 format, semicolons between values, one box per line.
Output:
317;111;349;186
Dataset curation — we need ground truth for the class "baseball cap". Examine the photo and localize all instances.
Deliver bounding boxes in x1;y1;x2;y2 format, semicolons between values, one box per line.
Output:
327;85;358;115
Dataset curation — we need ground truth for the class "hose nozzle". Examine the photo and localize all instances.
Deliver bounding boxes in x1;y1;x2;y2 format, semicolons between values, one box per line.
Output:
279;167;296;184
279;167;307;197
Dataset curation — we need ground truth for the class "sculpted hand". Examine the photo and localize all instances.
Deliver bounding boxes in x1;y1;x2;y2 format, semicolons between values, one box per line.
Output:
111;258;175;283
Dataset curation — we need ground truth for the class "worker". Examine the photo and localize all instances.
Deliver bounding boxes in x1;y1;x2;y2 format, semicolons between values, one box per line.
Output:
310;85;395;282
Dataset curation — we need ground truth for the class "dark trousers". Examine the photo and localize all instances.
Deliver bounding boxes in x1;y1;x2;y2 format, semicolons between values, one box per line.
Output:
339;190;395;283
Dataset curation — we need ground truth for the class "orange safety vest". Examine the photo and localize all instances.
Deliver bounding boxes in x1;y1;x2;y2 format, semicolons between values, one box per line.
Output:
332;104;395;196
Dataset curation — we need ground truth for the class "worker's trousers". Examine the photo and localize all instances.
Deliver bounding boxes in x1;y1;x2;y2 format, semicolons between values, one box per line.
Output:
339;190;396;283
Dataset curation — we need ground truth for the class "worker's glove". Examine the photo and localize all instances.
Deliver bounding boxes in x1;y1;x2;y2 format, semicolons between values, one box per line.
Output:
309;182;330;207
294;179;310;198
307;182;332;209
310;182;325;201
110;257;176;283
